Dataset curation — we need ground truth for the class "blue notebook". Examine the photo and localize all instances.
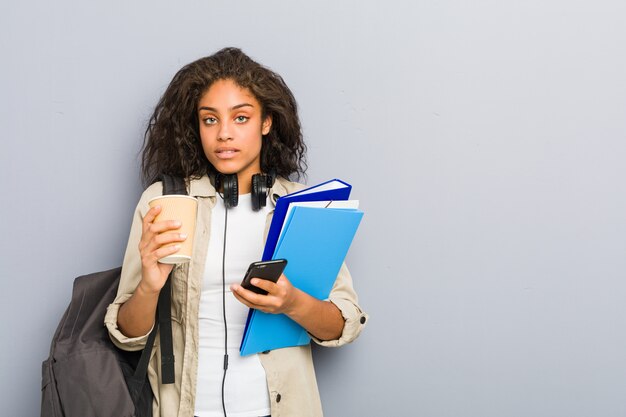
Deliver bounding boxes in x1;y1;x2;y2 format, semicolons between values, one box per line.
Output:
261;179;352;261
240;205;364;356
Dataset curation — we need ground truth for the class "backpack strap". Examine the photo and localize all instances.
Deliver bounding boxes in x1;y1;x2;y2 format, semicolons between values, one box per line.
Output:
129;255;176;387
158;277;175;384
158;174;186;384
161;174;187;196
128;310;160;390
132;174;186;386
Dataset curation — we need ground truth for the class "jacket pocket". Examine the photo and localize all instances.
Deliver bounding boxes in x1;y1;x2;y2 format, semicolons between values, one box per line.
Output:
170;266;188;323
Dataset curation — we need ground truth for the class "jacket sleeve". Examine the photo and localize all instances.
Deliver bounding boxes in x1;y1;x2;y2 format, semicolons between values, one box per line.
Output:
309;262;368;347
104;183;161;351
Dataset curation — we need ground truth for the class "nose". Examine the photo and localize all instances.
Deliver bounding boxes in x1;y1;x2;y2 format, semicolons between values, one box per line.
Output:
218;120;233;141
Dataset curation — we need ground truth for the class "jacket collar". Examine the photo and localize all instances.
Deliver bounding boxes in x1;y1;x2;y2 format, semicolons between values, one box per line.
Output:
188;175;216;198
269;177;289;206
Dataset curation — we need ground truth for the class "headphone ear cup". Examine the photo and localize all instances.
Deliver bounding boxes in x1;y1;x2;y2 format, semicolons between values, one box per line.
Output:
251;174;267;211
221;174;239;208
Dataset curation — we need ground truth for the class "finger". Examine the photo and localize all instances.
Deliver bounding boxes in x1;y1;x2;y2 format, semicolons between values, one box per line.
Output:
232;289;273;313
144;244;181;267
140;220;183;253
231;288;255;308
250;278;279;294
143;205;162;226
153;231;188;247
155;243;182;258
149;220;182;235
231;284;268;306
142;206;165;236
141;229;184;256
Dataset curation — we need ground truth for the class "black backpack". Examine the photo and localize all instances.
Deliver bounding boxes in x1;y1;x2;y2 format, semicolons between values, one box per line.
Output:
41;175;185;417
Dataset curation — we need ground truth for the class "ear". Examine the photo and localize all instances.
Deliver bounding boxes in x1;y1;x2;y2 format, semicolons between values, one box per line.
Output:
262;115;272;136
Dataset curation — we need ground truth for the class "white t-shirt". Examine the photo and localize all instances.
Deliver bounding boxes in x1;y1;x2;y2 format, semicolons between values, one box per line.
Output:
194;193;272;417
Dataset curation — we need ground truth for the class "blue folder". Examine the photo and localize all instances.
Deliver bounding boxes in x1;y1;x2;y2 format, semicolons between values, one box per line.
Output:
240;205;364;356
261;179;352;261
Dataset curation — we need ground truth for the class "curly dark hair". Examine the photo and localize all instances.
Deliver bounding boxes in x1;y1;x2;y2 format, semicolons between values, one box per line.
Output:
141;47;307;186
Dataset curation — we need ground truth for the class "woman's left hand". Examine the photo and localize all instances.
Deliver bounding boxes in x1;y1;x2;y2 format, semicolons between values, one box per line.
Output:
230;274;300;315
232;273;345;341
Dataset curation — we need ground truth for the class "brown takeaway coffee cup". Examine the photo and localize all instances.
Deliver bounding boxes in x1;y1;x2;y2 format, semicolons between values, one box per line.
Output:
148;195;198;264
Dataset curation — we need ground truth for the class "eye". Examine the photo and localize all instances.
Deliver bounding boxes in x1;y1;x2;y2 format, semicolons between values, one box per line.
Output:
203;116;218;125
235;115;249;123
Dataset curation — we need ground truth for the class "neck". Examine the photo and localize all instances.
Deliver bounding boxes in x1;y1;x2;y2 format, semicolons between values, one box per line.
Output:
236;173;252;194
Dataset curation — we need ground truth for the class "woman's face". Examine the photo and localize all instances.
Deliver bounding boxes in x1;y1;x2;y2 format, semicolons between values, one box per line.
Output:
197;78;271;193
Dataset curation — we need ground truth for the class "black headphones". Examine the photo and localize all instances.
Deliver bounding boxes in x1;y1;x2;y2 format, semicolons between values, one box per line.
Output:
215;172;275;211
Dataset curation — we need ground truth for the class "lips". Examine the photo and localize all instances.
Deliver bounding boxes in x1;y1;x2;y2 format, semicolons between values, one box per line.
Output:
215;147;239;159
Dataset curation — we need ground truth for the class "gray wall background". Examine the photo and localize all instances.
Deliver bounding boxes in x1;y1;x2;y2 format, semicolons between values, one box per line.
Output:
2;1;626;416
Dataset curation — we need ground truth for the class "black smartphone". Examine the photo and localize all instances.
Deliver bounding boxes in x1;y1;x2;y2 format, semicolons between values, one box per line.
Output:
240;259;288;295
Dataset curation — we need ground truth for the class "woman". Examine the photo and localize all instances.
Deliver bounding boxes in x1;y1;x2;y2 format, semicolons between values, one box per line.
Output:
105;47;368;417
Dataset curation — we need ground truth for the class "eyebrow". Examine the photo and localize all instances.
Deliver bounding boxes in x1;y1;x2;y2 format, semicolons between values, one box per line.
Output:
198;103;255;112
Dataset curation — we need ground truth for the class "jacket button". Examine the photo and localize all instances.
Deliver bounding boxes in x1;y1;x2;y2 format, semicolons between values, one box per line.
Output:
360;316;366;324
276;393;282;403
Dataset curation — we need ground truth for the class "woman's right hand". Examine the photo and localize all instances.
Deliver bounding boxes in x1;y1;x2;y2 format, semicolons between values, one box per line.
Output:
137;205;187;294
